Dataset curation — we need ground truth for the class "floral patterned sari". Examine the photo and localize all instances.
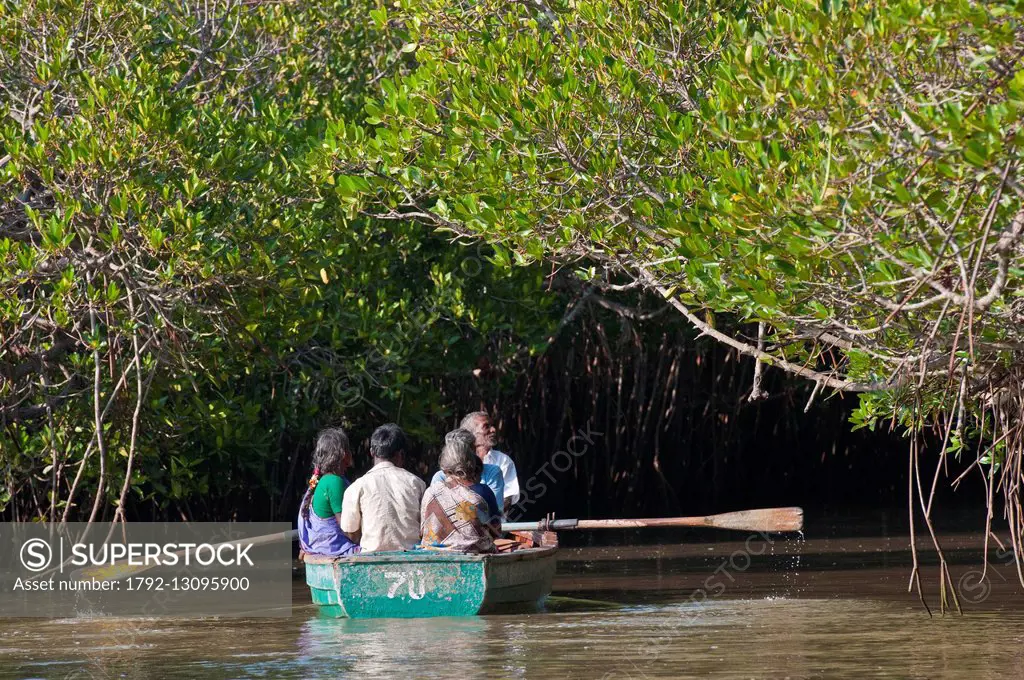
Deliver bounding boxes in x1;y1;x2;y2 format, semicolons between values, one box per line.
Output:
420;479;501;553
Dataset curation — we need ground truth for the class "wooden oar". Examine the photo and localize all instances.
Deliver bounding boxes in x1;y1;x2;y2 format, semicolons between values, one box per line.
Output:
70;529;299;582
501;507;804;534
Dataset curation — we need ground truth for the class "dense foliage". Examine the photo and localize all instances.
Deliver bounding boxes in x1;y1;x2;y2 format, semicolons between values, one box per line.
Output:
5;0;1024;607
0;0;559;522
328;0;1024;603
342;0;1023;407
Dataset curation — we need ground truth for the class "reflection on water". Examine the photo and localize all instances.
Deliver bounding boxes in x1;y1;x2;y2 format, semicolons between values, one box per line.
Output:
4;530;1024;679
297;615;492;677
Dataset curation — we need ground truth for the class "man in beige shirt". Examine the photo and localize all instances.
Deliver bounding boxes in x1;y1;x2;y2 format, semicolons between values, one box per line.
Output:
340;423;425;552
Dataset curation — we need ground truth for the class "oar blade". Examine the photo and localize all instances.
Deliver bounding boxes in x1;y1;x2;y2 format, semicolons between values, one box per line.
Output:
707;507;803;533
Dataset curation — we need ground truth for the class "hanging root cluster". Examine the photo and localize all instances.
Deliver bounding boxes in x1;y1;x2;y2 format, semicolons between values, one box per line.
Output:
907;365;1024;615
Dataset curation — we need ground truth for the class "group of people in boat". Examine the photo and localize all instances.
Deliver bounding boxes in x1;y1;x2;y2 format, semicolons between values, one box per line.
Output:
297;412;521;557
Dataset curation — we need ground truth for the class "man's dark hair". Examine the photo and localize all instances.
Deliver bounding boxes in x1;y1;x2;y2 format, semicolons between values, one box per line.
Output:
370;423;407;461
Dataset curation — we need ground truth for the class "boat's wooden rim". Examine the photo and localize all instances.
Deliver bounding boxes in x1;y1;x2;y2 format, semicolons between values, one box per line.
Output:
303;544;557;566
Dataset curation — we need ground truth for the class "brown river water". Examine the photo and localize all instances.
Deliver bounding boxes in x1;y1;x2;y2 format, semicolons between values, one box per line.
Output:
3;524;1024;679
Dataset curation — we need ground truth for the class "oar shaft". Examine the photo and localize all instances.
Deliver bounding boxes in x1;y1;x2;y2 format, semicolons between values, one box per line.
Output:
576;518;705;529
248;529;299;547
505;518;702;531
73;529;300;582
502;520;579;532
502;507;803;534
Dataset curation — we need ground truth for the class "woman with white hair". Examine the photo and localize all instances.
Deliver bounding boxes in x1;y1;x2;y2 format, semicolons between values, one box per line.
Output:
420;429;502;553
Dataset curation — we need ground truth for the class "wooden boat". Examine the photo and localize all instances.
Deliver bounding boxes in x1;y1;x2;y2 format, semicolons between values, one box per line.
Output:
302;531;557;619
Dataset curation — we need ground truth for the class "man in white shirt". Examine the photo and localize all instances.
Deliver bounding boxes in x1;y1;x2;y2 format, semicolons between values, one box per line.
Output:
460;411;519;514
340;423;425;552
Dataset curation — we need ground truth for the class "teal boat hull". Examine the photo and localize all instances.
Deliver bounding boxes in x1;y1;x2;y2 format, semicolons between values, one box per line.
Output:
303;544;557;619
